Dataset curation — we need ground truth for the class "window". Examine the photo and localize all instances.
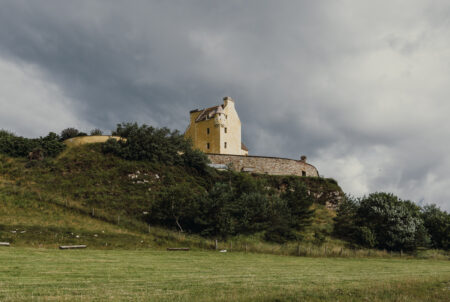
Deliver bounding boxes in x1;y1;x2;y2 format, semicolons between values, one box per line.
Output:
224;142;227;149
207;143;210;149
302;171;306;177
224;127;227;133
207;128;210;134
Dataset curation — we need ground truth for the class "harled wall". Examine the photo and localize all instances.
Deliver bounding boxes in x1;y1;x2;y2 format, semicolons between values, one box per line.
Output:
207;154;319;177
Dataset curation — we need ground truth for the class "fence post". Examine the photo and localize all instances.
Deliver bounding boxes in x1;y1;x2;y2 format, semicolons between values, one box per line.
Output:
215;239;218;250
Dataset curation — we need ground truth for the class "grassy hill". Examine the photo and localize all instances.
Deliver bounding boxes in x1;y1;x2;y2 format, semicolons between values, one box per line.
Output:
0;142;348;252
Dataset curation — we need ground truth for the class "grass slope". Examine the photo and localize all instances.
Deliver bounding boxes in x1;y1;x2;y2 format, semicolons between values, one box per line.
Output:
0;143;344;251
0;248;449;301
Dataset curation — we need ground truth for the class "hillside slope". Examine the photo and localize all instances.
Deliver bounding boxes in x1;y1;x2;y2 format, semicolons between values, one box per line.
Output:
0;143;344;250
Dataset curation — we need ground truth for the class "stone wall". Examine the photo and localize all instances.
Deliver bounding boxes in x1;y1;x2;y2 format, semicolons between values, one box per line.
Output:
207;154;319;177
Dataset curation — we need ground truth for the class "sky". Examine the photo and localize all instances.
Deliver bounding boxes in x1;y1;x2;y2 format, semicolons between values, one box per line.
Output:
0;0;449;210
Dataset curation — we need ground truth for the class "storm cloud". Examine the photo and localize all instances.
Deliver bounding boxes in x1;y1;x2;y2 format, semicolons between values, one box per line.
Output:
1;0;450;209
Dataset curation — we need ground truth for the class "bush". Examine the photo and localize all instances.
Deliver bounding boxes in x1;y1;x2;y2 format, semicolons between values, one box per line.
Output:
147;172;315;243
103;123;209;172
422;205;450;250
60;128;80;141
0;131;65;159
90;129;103;136
334;193;430;251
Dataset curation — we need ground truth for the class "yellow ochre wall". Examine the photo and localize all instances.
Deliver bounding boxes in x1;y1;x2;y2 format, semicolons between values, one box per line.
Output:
185;97;247;156
64;136;122;147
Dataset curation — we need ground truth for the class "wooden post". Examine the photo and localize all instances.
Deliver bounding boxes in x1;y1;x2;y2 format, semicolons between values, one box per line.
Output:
59;245;87;250
215;239;218;250
148;224;151;233
230;241;232;252
167;248;190;251
117;215;120;225
92;208;95;216
245;243;248;253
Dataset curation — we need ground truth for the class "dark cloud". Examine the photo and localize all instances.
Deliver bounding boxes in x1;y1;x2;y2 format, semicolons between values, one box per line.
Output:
0;0;449;209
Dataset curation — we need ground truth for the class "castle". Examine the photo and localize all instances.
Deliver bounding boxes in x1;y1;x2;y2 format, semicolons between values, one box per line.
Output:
185;97;319;177
185;96;248;156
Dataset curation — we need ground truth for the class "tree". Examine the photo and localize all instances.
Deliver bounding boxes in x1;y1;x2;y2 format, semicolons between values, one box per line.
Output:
90;128;103;136
0;131;64;158
60;128;80;141
422;204;450;250
333;195;359;242
150;182;202;232
281;178;315;230
103;123;209;171
334;192;429;251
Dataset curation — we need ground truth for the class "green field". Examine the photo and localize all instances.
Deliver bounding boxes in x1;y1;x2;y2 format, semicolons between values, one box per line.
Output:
0;248;449;301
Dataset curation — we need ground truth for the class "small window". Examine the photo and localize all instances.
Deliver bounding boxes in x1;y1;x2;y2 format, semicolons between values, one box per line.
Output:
302;171;306;177
224;142;227;149
207;128;210;134
207;143;210;149
224;128;227;133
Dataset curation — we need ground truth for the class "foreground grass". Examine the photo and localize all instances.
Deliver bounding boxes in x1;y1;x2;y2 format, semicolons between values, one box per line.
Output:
0;248;449;301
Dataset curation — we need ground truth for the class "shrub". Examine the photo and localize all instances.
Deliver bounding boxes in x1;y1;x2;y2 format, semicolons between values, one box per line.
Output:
60;128;80;141
103;123;209;172
422;205;450;250
147;172;314;243
90;129;103;136
334;193;430;251
0;131;65;158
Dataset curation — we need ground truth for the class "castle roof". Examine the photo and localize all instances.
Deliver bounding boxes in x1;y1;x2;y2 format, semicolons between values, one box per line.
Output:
194;104;224;122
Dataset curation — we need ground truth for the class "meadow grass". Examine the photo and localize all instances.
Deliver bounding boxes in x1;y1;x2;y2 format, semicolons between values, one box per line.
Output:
0;247;448;301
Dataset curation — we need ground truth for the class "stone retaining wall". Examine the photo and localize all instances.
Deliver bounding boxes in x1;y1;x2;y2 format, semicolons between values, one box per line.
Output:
207;154;319;177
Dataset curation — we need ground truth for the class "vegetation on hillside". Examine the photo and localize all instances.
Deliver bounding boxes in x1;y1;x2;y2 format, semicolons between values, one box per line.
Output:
0;130;65;158
334;193;450;251
0;123;449;254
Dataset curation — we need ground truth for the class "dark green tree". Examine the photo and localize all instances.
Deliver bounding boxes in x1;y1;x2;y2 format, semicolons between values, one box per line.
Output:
103;123;209;171
334;193;429;251
90;128;103;136
60;128;80;141
422;204;450;250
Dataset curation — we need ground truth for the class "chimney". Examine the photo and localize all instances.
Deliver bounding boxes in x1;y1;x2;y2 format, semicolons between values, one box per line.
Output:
300;155;307;163
223;96;234;108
